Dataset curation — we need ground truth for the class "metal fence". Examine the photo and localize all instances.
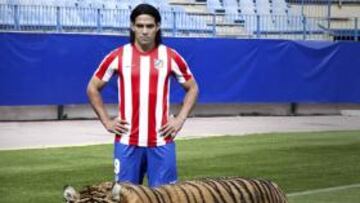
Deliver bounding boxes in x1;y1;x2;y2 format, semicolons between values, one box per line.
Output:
0;3;359;41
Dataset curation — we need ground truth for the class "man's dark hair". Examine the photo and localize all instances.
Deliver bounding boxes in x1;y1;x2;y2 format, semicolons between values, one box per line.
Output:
130;3;162;46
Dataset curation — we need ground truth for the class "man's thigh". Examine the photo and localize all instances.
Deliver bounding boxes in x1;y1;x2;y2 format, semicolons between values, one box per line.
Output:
146;142;178;187
114;142;146;184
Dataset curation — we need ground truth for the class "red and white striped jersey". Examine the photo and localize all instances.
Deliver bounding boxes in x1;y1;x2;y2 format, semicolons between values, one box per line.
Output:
94;43;193;147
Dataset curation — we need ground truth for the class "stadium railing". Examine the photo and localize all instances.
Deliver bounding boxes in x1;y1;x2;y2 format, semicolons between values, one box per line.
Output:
0;3;358;41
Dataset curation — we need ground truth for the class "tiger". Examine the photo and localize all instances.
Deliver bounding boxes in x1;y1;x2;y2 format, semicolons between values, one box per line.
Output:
64;177;288;203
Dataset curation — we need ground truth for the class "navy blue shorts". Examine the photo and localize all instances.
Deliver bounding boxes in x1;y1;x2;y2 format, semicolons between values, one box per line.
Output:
113;142;178;187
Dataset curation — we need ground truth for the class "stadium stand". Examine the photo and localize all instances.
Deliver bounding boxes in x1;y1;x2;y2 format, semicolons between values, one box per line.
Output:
0;0;359;39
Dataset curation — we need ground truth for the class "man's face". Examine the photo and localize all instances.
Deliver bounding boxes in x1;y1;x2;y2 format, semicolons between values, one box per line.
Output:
131;14;160;49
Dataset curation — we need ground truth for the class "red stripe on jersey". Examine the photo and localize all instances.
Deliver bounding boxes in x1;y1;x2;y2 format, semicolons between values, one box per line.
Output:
171;49;192;81
118;49;125;122
115;48;124;143
147;50;159;147
129;47;140;146
95;48;121;80
163;48;172;143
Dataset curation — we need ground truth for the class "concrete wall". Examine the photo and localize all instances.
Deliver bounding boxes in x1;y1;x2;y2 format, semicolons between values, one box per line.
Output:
1;103;360;121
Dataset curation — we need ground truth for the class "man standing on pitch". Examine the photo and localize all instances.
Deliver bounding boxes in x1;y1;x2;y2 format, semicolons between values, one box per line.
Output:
87;4;199;187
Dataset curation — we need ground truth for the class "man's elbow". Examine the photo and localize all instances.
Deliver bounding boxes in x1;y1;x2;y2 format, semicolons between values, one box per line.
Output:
86;83;94;98
193;83;199;96
190;81;199;98
86;80;99;98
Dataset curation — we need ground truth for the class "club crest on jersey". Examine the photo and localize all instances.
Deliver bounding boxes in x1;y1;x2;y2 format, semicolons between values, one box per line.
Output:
154;59;164;70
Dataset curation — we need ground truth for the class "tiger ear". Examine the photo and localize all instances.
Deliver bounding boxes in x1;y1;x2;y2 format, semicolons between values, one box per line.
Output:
63;185;80;203
111;182;122;202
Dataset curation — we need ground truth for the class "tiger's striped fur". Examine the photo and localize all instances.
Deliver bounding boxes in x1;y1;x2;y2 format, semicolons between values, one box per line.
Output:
64;177;288;203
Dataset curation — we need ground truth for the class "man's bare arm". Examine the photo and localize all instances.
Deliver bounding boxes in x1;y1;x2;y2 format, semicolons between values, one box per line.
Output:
160;78;199;137
87;76;128;135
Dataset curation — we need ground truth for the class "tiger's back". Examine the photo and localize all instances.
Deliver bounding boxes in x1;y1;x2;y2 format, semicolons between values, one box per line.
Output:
115;177;288;203
64;177;288;203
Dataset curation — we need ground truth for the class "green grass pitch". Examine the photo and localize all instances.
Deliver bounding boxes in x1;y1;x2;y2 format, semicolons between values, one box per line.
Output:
0;131;359;202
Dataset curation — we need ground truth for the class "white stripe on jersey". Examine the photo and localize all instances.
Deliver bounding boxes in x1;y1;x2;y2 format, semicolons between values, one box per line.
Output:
171;49;193;83
155;45;168;146
103;57;118;81
138;56;150;146
171;58;187;83
95;54;118;82
121;44;133;144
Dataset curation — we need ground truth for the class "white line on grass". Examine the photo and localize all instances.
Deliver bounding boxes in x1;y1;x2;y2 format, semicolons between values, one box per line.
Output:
287;183;360;197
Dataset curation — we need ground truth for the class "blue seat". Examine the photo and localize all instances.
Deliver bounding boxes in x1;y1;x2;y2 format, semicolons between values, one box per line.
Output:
143;0;160;8
56;0;78;7
102;1;130;10
239;0;256;15
0;4;15;25
242;0;275;32
129;0;143;9
207;0;224;13
255;0;271;15
223;0;244;24
101;2;131;28
141;0;172;10
83;0;103;9
272;0;289;16
159;7;174;30
256;0;274;28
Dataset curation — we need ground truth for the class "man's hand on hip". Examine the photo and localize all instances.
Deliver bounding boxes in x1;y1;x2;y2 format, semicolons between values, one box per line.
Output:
159;116;186;139
105;117;129;135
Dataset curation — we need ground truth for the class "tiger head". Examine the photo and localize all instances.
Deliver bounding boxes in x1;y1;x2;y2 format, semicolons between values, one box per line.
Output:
63;182;123;203
63;185;79;202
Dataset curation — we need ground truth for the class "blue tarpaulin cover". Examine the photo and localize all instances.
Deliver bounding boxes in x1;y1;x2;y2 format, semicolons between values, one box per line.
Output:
1;32;360;105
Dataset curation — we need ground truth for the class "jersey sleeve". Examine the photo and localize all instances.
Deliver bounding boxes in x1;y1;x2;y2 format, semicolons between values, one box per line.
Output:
170;49;193;84
94;48;120;82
